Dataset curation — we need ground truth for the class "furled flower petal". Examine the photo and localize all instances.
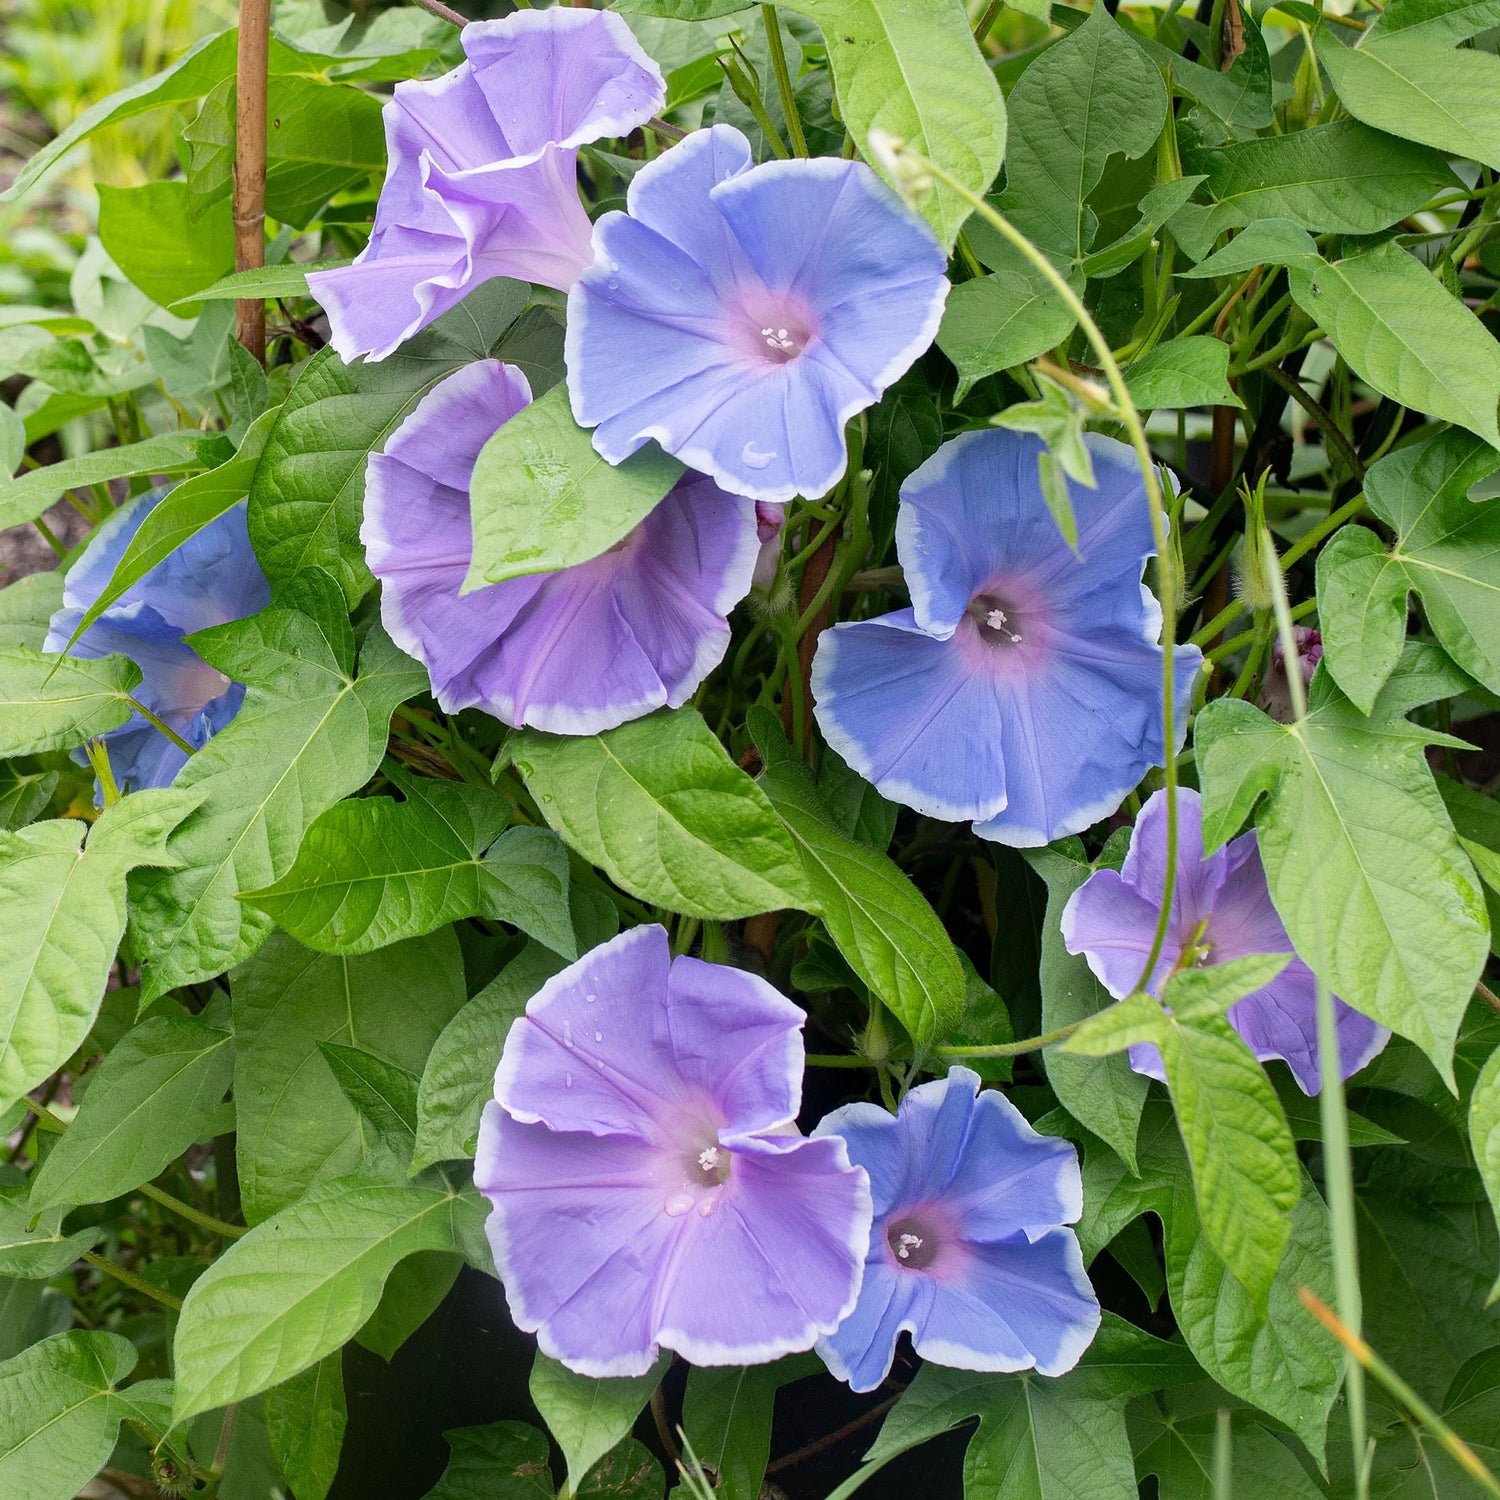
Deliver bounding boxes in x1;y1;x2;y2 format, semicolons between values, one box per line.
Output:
308;9;664;362
476;926;872;1377
814;1068;1098;1393
1259;624;1323;723
812;428;1201;845
44;488;269;796
364;359;761;735
566;125;949;503
1062;787;1390;1094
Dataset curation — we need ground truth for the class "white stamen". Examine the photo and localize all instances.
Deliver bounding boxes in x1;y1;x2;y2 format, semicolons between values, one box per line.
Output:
895;1232;924;1261
985;607;1022;643
760;325;796;353
698;1146;721;1173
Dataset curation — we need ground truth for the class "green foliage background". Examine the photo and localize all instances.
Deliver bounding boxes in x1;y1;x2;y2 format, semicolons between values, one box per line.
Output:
3;0;1500;1496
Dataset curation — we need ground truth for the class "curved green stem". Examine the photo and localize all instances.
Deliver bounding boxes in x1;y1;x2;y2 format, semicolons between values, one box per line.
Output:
934;1021;1083;1059
83;1251;183;1311
1262;543;1368;1495
125;695;195;756
138;1181;246;1239
34;1102;245;1238
1207;596;1316;663
896;151;1183;996
761;5;808;156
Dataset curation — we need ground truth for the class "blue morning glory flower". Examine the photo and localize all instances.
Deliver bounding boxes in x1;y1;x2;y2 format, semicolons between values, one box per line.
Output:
45;489;270;796
565;125;949;504
814;1066;1099;1392
811;429;1202;846
475;925;872;1377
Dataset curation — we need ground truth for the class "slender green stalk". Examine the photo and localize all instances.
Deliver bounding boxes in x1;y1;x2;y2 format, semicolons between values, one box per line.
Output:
1213;1410;1233;1500
973;0;1005;44
1175;275;1253;341
138;1181;246;1239
405;0;469;28
1233;326;1322;378
1278;492;1366;574
33;516;67;558
1236;290;1294;363
125;695;196;756
1207;597;1316;663
84;1251;183;1311
1262;364;1365;479
35;1102;245;1238
1226;614;1273;701
892;147;1183;997
934;1021;1083;1059
1301;1290;1500;1499
1263;543;1368;1498
211;1405;240;1473
761;6;808;156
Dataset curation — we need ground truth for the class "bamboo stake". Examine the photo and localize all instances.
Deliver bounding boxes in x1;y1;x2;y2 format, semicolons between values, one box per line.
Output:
234;0;272;363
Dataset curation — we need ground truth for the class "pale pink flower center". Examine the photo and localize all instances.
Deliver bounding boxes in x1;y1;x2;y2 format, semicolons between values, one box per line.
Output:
731;290;818;367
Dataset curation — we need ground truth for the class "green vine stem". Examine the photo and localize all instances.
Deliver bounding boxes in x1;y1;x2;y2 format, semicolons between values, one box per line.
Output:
1302;1290;1500;1498
83;1251;184;1311
761;5;809;157
35;1102;246;1239
870;135;1184;998
124;695;196;757
1261;539;1369;1496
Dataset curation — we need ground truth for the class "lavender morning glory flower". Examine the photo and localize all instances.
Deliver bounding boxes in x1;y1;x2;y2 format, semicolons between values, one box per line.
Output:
45;488;270;795
566;125;949;504
474;925;872;1377
1062;787;1389;1094
308;9;665;362
364;358;761;734
811;428;1202;846
814;1067;1099;1393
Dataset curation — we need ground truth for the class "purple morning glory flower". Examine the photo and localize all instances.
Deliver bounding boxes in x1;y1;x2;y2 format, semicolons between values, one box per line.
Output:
474;925;872;1377
308;9;665;362
565;125;950;504
814;1066;1099;1393
364;358;761;735
44;487;270;795
1259;625;1323;723
1061;787;1390;1094
811;429;1202;846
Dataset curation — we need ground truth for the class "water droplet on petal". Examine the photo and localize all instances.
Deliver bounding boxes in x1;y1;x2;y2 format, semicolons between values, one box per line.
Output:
606;278;620;291
664;1191;695;1217
562;1020;573;1045
741;441;777;471
698;1197;717;1218
593;1031;603;1042
564;1071;573;1087
585;992;597;1004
